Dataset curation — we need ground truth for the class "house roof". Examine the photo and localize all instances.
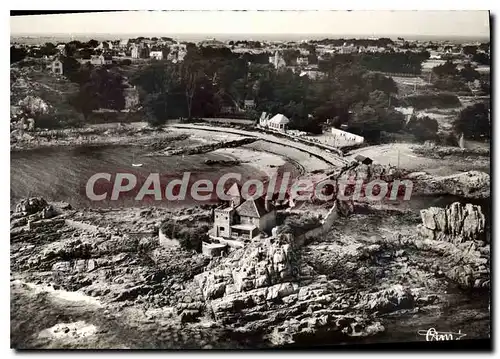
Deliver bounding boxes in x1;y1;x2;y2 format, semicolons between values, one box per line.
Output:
226;182;241;198
235;196;274;218
354;155;373;164
268;113;290;125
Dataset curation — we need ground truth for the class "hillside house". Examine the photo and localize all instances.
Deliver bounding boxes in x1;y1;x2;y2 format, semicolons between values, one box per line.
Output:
90;55;105;66
354;155;373;165
49;58;63;75
243;100;256;110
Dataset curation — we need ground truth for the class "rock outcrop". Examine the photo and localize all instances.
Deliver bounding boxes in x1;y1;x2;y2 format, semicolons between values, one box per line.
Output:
408;170;490;199
418;202;486;243
194;232;390;345
416;202;489;289
335;163;489;200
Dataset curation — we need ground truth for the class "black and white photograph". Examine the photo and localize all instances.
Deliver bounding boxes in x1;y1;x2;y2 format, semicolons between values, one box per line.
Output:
9;9;491;350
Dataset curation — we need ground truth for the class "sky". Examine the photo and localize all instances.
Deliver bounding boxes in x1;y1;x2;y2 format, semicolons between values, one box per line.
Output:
10;10;490;38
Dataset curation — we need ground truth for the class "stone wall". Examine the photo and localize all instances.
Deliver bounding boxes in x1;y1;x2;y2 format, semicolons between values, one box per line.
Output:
296;201;342;245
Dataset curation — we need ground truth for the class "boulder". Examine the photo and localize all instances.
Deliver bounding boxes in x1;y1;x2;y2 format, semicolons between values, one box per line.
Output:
15;197;48;215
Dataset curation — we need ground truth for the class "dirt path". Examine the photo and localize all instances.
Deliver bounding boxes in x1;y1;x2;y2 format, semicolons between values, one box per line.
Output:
348;143;490;176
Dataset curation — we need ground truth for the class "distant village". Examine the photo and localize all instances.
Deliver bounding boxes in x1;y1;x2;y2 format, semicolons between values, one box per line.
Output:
10;35;490;149
11;35;491;78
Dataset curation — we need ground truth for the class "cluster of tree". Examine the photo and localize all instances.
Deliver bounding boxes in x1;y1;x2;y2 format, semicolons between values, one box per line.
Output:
358;51;430;74
228;40;262;48
129;36;175;43
432;60;481;92
347;90;405;142
64;40;100;57
405;115;439;142
310;38;394;48
453;102;490;140
402;93;461;110
132;44;404;140
69;65;127;119
11;43;60;62
160;220;209;252
472;52;490;66
10;46;27;64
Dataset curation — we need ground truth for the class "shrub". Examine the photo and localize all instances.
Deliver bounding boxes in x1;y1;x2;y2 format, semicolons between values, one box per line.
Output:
160;220;209;252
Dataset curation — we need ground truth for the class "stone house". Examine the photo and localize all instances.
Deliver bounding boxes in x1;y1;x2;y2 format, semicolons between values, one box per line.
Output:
212;185;277;241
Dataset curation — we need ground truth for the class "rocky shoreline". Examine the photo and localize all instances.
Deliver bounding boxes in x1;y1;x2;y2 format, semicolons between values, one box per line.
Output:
10;194;490;348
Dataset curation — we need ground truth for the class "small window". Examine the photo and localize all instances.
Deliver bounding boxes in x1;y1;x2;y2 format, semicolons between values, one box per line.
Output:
219;226;225;232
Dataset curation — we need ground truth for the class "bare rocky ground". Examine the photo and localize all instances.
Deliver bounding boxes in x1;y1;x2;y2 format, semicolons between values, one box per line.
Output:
10;191;490;348
10;122;490;348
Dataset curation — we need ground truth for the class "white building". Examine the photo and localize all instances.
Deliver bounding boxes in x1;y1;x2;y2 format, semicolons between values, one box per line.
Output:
149;51;163;60
90;55;105;66
267;113;290;132
49;59;63;75
300;69;326;80
131;45;139;59
296;56;309;66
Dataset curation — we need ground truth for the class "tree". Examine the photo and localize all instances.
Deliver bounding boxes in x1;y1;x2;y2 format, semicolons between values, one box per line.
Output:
453;102;490;140
432;60;458;78
70;67;126;118
64;40;84;57
460;63;480;82
87;39;99;48
180;55;206;119
282;49;300;66
39;42;57;57
462;45;478;57
472;52;490;66
406;115;439;142
69;83;99;120
61;56;82;83
10;46;27;64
